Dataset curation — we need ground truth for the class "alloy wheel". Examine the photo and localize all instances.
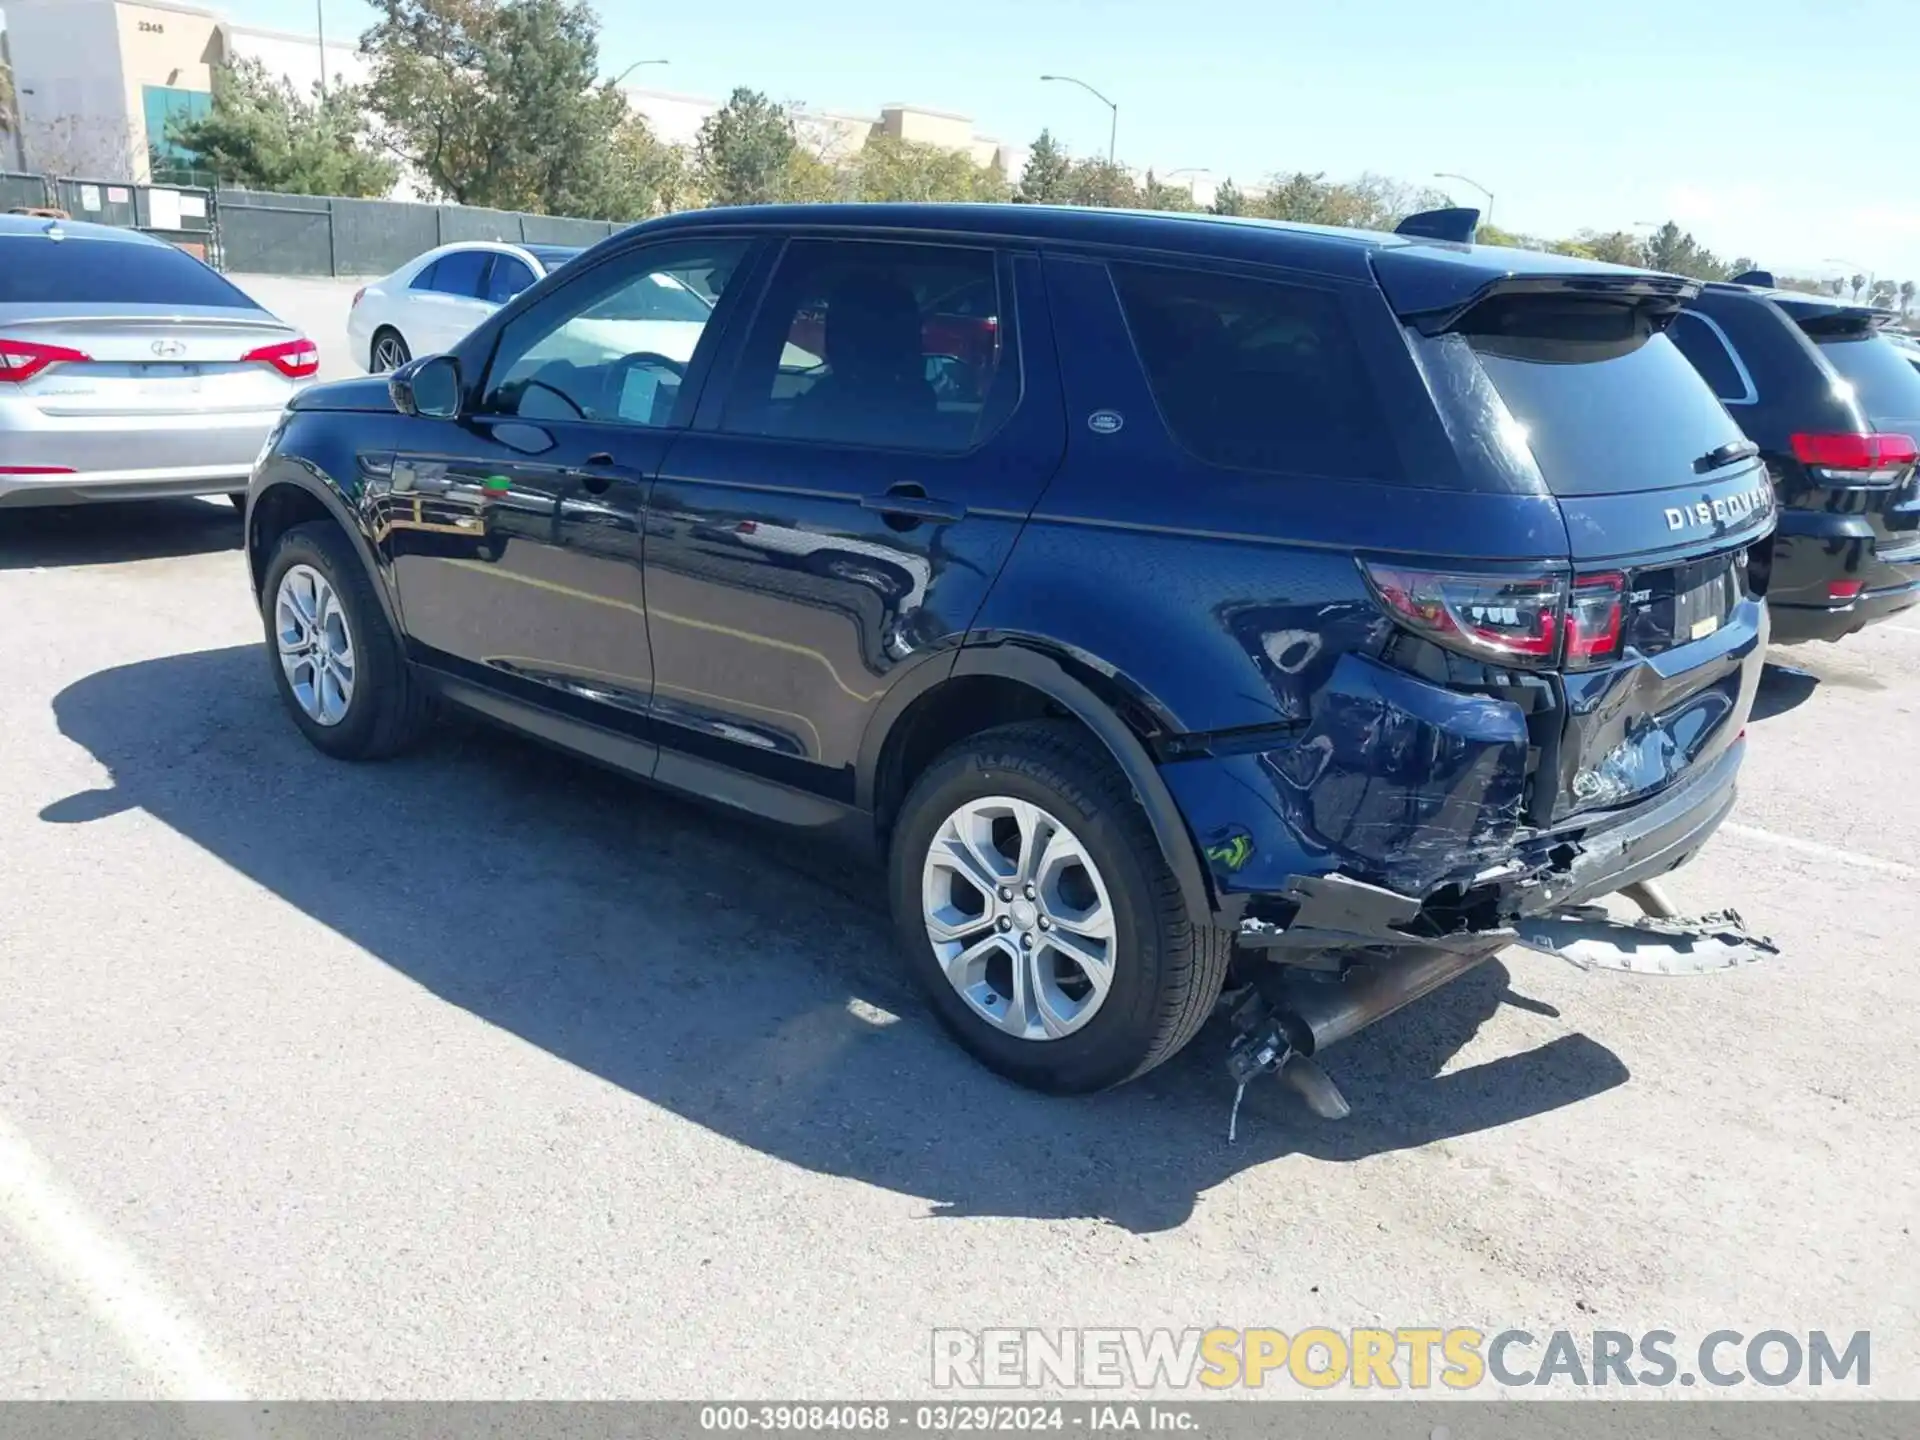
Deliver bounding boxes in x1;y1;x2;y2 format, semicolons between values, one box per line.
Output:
275;563;356;726
920;796;1117;1041
371;333;409;372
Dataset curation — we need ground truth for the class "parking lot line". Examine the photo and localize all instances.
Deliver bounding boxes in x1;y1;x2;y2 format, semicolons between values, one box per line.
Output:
1719;821;1918;880
0;1112;246;1400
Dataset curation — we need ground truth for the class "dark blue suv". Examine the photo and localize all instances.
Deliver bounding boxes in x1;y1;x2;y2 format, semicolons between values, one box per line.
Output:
244;204;1776;1098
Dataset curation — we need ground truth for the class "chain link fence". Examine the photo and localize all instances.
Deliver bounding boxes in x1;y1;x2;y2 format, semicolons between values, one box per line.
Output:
4;171;219;262
3;171;622;278
215;190;620;276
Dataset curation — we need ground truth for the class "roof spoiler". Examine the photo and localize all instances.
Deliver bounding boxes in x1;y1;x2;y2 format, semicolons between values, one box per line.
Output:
1729;269;1775;288
1388;272;1701;336
1394;207;1480;244
1771;292;1897;337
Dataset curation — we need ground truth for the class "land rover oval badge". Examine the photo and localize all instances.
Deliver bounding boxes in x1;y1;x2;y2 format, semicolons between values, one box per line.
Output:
1087;409;1124;435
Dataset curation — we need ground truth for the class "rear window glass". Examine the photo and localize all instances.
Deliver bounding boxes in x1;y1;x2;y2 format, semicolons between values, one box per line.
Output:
0;236;260;308
1111;262;1397;481
1464;299;1746;497
1815;335;1920;427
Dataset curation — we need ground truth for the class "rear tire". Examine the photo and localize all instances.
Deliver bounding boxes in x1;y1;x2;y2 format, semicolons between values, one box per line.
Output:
888;720;1231;1093
369;327;411;374
261;520;433;760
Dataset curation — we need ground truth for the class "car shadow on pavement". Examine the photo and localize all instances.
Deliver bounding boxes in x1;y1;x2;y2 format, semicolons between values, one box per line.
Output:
45;644;1631;1234
0;498;244;571
1751;662;1822;722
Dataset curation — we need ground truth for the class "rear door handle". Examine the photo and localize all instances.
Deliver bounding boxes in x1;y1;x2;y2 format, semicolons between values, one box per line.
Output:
860;489;964;525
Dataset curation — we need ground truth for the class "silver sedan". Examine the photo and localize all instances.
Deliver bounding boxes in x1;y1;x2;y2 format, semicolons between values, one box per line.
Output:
0;214;316;508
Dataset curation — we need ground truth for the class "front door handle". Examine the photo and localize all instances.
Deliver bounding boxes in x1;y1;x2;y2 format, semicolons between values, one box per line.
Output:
860;487;964;526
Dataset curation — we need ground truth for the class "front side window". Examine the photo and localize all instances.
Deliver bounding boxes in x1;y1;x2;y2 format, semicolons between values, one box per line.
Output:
479;240;749;429
718;239;1013;454
1111;262;1396;481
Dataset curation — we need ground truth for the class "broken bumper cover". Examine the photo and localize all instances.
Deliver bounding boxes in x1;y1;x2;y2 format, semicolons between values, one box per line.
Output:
1162;670;1746;929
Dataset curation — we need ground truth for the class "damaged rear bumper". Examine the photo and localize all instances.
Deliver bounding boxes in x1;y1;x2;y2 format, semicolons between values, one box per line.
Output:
1163;661;1747;932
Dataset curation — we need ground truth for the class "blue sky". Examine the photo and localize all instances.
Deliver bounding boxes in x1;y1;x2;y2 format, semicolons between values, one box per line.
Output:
228;0;1916;282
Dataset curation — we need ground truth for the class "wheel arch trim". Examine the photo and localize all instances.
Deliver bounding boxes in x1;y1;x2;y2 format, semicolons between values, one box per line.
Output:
247;462;402;640
858;642;1217;923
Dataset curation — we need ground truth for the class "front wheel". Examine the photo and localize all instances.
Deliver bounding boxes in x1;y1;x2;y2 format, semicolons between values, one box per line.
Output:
261;520;433;759
888;720;1231;1093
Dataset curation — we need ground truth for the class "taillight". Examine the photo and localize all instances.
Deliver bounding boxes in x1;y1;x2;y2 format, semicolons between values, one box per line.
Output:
0;337;91;383
1564;571;1625;667
1790;431;1917;481
0;465;76;475
242;338;320;379
1361;561;1632;669
1361;563;1562;667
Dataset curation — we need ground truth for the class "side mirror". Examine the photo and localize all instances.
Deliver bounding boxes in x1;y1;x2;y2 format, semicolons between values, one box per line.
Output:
389;354;462;419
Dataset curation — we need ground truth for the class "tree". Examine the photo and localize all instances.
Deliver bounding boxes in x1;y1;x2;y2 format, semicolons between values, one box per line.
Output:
1902;280;1917;316
1868;278;1899;310
1064;157;1138;208
850;133;1009;203
694;88;799;206
1138;170;1197;212
167;59;396;197
1209;177;1247;216
360;0;627;215
1017;130;1072;204
1850;273;1867;301
1575;230;1647;266
593;115;696;221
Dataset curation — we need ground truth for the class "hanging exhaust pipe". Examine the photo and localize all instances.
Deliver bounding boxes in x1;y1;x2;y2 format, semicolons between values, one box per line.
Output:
1271;942;1505;1055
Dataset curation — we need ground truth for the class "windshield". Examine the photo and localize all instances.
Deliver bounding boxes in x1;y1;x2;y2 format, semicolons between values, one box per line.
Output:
1814;334;1920;430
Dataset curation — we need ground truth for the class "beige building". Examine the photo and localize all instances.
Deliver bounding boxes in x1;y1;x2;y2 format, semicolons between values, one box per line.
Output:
3;0;1012;191
3;0;361;182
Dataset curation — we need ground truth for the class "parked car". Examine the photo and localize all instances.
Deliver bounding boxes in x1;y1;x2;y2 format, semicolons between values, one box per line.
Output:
347;242;586;373
1667;275;1920;643
244;204;1776;1100
0;213;317;509
1887;331;1920;374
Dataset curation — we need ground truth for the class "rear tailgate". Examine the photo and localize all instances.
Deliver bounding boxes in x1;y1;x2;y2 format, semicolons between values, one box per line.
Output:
1;309;301;417
1377;249;1772;822
1775;298;1920;545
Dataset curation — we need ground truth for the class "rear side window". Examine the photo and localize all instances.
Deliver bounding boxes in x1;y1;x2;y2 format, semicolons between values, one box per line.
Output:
1111;263;1396;481
1463;298;1746;497
420;250;490;298
1815;335;1920;426
1669;311;1752;403
0;236;259;308
484;256;536;304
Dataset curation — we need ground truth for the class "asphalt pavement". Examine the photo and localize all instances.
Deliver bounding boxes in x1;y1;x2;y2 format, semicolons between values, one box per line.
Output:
0;279;1914;1400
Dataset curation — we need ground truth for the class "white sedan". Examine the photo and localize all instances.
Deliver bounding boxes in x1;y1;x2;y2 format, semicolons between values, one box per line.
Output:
346;241;585;373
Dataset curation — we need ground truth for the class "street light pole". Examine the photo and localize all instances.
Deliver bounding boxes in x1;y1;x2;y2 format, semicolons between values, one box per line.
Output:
611;58;671;88
1433;171;1493;226
1040;74;1117;165
316;1;327;100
